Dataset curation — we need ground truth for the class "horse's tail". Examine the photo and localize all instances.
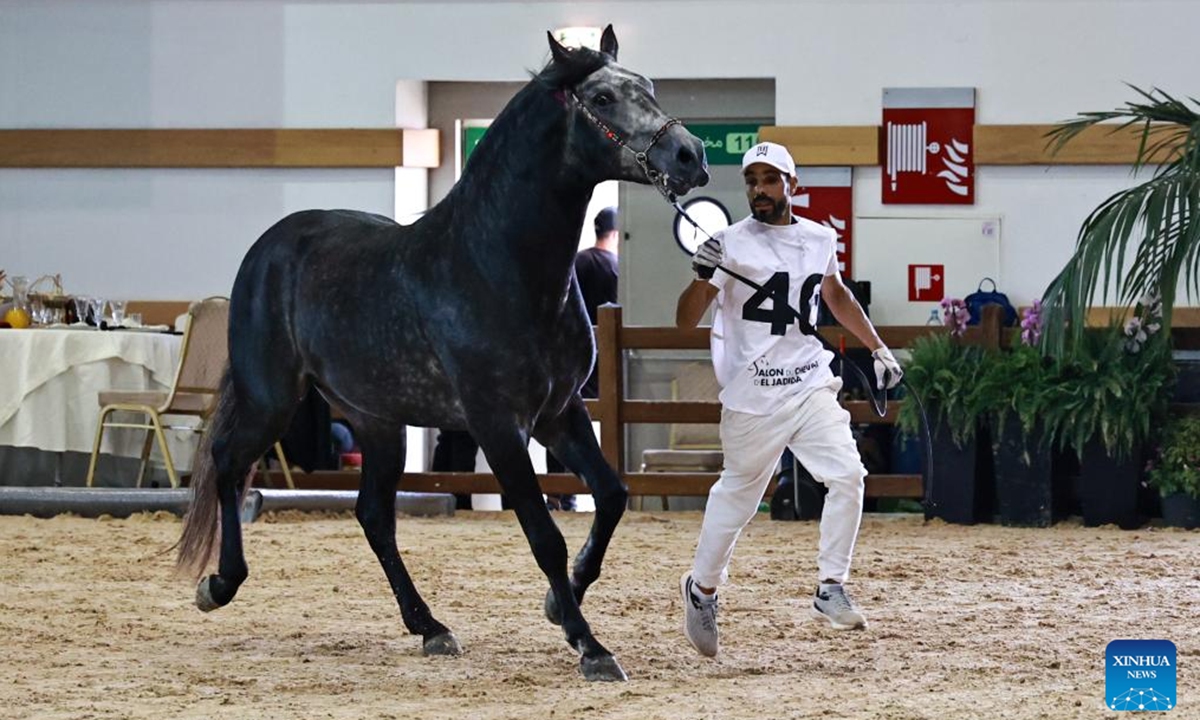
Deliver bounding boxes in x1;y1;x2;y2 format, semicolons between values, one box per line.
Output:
176;368;245;579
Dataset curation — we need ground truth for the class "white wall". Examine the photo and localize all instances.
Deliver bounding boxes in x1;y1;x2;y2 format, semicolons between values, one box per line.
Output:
1;0;1196;304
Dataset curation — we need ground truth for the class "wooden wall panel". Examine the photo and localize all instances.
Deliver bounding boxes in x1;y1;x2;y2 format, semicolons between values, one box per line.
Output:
760;123;1172;167
974;124;1175;165
0;124;1168;168
126;301;192;327
1084;306;1200;327
757;126;880;166
0;129;411;168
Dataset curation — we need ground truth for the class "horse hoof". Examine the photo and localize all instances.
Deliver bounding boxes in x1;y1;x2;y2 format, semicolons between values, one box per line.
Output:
544;588;563;626
195;576;221;612
423;632;462;657
581;654;628;682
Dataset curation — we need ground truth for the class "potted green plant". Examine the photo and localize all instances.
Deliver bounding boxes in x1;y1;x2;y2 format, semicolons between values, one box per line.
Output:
897;299;992;524
1041;296;1174;528
1147;414;1200;529
974;334;1058;527
1040;86;1200;354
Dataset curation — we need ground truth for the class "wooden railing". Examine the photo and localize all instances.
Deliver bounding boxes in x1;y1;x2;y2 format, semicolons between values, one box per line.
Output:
565;304;1006;499
265;304;1009;498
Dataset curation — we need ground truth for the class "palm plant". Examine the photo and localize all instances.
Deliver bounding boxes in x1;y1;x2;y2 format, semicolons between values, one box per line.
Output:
1040;86;1200;354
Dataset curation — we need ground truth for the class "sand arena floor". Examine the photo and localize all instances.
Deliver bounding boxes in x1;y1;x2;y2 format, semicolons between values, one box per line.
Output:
1;509;1196;720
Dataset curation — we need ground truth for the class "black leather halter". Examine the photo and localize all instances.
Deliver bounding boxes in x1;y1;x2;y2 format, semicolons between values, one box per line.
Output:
571;91;681;201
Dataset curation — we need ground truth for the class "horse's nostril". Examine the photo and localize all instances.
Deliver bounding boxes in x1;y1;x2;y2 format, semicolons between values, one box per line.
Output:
677;147;696;166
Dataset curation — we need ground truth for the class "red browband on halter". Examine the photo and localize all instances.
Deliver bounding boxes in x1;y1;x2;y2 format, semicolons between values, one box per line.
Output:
569;91;680;198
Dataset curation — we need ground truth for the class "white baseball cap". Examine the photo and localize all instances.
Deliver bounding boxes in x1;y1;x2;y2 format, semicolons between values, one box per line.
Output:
741;141;796;179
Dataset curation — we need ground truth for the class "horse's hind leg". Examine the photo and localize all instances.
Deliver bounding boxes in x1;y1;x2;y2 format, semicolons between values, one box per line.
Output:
195;380;300;610
354;423;459;656
474;419;626;681
535;396;628;625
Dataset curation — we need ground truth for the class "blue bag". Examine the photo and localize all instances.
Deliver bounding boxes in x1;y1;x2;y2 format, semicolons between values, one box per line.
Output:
965;277;1018;327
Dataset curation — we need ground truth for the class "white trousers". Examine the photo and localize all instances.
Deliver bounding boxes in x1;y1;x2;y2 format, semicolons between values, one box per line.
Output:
691;378;867;588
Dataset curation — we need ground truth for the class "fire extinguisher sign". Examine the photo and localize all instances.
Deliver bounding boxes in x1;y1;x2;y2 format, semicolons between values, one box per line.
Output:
908;264;944;302
882;87;976;205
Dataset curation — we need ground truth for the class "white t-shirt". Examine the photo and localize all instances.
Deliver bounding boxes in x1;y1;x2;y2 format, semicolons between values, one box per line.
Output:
708;215;839;415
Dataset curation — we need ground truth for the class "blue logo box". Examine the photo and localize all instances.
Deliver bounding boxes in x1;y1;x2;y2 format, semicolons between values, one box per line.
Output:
1107;639;1176;711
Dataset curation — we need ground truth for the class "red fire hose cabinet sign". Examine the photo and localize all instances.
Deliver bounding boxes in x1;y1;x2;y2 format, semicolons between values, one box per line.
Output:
791;167;854;276
882;87;975;205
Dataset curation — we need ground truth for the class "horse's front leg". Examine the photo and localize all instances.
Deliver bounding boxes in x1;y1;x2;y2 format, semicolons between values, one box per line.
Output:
474;419;627;682
535;396;628;625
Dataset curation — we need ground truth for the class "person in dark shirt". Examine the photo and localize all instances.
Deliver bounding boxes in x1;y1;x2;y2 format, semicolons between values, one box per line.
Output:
546;206;620;510
572;206;620;396
435;208;619;512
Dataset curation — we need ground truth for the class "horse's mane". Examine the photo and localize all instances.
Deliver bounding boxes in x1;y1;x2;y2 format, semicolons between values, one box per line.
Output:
532;45;610;91
436;46;612;211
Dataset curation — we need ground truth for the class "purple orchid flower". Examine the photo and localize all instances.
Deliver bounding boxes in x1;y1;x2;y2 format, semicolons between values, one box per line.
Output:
1020;299;1043;346
940;297;969;337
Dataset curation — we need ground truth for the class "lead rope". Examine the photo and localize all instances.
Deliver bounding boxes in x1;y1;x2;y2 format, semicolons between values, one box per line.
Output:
672;203;888;417
569;86;935;514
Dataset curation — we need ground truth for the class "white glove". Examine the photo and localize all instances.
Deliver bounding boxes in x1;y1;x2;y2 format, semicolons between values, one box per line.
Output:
872;347;903;390
692;237;723;278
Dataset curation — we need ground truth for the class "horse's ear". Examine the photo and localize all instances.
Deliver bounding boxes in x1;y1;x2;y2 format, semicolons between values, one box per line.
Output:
547;30;572;67
599;24;618;60
599;25;618;60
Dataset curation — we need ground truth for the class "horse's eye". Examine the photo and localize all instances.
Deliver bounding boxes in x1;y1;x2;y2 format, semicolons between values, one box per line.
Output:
593;92;615;108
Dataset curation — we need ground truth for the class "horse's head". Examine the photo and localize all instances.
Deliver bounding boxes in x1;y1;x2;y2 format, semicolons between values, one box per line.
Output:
542;25;709;198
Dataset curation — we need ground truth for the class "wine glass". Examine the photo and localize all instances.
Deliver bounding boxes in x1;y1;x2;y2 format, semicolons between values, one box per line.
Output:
29;297;46;326
72;296;91;326
109;300;127;327
88;297;105;327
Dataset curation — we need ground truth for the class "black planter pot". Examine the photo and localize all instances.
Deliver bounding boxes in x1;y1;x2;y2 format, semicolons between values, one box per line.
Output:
1078;437;1142;529
1171;359;1200;403
923;419;992;524
993;415;1053;527
1053;447;1081;520
1160;492;1200;529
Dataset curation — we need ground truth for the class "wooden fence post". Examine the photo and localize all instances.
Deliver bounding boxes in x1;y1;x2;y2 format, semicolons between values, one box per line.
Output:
596;304;625;475
980;304;1005;350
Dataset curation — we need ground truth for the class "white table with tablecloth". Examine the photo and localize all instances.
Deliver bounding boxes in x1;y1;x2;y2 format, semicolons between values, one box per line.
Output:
0;327;198;485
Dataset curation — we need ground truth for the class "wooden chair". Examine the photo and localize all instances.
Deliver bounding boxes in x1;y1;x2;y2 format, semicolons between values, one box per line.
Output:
84;297;293;489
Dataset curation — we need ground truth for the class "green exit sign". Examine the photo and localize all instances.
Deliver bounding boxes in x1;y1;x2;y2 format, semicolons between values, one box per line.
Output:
463;122;759;167
687;123;761;165
462;125;489;167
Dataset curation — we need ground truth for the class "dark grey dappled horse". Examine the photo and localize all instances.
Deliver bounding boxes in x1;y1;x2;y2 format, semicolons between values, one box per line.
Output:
176;26;707;681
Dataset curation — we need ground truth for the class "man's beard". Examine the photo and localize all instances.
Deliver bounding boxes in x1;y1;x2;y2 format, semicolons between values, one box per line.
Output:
750;195;790;224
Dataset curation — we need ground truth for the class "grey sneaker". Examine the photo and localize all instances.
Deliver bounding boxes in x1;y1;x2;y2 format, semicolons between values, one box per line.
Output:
811;583;867;630
680;572;719;657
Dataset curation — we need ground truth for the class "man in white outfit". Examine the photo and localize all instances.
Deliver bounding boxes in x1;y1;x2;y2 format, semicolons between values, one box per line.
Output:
676;141;903;657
